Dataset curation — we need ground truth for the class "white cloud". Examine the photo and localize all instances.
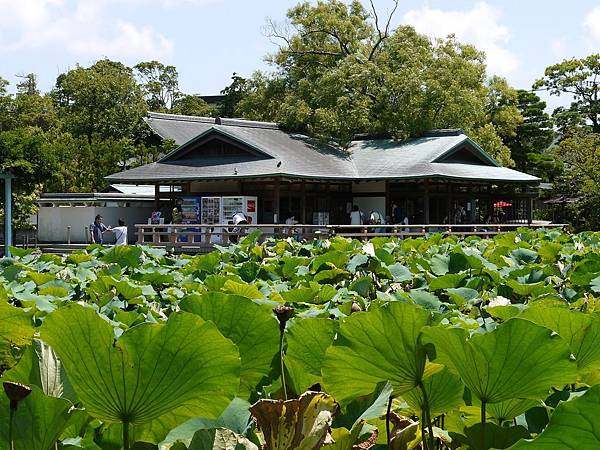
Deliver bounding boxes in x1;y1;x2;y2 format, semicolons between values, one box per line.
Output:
402;2;519;76
583;7;600;49
0;0;174;60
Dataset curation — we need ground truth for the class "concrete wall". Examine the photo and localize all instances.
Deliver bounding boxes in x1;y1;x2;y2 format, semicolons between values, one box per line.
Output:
38;206;154;243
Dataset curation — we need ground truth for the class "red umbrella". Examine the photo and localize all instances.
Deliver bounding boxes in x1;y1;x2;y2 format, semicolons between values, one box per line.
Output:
494;201;512;208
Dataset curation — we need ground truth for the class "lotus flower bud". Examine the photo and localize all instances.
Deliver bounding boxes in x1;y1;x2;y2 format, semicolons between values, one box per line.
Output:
273;305;294;332
351;302;362;313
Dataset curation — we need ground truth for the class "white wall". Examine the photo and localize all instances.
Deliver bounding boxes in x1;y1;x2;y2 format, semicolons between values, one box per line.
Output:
38;206;154;243
352;197;386;221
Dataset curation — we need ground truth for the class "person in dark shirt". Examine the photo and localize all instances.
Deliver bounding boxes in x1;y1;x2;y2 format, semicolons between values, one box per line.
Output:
89;215;110;244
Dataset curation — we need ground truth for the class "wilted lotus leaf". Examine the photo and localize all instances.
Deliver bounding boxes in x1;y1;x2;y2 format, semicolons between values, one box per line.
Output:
40;303;241;426
250;391;339;450
388;414;420;450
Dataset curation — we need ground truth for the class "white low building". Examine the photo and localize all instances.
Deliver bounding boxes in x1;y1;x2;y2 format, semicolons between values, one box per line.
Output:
36;185;156;244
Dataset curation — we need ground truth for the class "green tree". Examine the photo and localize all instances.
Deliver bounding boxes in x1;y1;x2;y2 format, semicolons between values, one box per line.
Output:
0;129;57;227
504;90;559;180
534;54;600;134
134;61;180;111
52;59;147;142
171;94;215;117
219;73;250;117
553;130;600;229
235;0;515;165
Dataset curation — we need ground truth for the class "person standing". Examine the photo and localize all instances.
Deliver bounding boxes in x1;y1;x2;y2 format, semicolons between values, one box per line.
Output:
112;219;128;246
89;215;110;244
350;205;363;225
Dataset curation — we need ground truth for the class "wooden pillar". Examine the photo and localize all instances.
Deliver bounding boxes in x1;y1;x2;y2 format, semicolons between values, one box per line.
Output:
154;184;160;210
423;180;430;225
274;178;280;224
447;183;453;224
301;180;307;224
385;180;390;219
527;196;533;225
3;175;12;257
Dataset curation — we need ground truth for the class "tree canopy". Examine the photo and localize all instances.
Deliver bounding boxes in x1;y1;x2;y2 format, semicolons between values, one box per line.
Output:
0;0;598;230
233;0;518;165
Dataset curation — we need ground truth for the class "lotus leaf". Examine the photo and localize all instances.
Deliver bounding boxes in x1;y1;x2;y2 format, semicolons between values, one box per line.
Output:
422;318;577;403
40;303;241;426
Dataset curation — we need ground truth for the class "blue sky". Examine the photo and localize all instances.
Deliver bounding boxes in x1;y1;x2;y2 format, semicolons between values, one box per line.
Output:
1;0;599;110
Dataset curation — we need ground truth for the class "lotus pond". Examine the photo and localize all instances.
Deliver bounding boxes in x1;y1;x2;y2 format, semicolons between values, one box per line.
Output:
2;229;600;449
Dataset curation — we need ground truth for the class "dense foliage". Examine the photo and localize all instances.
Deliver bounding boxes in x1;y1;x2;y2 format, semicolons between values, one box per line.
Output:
0;1;599;229
3;230;600;449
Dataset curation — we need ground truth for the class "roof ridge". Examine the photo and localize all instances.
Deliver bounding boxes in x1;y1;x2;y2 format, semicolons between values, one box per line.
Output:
147;111;280;130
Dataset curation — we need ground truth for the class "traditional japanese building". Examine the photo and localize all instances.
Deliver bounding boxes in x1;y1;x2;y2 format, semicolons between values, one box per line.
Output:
106;112;540;225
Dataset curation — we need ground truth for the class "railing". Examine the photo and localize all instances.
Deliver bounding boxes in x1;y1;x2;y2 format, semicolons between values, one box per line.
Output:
135;223;567;251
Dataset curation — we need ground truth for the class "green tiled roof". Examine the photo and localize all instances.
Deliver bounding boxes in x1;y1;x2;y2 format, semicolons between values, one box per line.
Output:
106;112;539;184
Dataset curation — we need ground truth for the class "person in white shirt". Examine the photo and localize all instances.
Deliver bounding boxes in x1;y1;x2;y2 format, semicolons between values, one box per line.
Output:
350;205;363;225
111;219;128;246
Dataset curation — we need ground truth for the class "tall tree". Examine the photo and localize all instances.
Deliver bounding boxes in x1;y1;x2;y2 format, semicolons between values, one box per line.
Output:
134;61;180;111
171;95;215;117
0;128;57;227
219;73;250;117
235;0;514;165
504;90;559;180
52;59;147;142
534;54;600;134
553;130;600;229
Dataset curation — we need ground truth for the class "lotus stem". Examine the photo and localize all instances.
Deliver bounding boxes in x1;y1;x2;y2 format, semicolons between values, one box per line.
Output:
386;395;393;447
123;421;130;450
418;381;435;449
481;401;486;450
9;406;14;450
273;306;293;400
279;328;288;400
421;407;430;450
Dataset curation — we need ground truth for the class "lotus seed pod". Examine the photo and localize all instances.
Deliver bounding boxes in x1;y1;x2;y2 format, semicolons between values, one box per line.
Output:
3;381;32;409
273;305;294;331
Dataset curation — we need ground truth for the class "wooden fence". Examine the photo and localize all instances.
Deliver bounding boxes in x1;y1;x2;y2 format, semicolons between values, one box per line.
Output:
135;223;567;252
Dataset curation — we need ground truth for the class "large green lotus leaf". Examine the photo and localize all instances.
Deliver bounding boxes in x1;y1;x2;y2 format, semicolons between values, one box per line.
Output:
222;280;263;299
519;306;600;374
188;428;258;450
508;384;600;449
100;245;143;268
0;299;33;346
250;391;338;450
40;303;240;425
0;385;72;450
161;397;252;446
180;292;279;396
422;318;577;403
323;301;434;404
487;399;541;422
0;299;33;367
453;423;529;450
285;317;337;395
401;367;464;417
3;339;76;401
